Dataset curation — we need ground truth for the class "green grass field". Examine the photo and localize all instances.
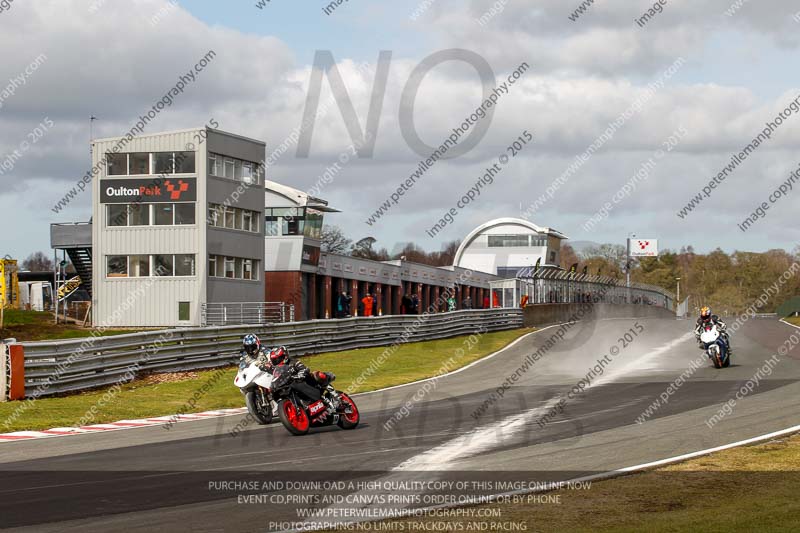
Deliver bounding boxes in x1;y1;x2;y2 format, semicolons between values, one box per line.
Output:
382;433;800;533
1;309;134;341
785;316;800;327
0;328;532;432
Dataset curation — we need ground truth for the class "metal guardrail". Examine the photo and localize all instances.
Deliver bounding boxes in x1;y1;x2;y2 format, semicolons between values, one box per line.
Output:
201;302;295;326
15;308;523;398
0;343;9;403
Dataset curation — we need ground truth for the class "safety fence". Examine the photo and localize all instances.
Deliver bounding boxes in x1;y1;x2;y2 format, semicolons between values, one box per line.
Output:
201;302;295;326
490;272;675;310
4;308;522;399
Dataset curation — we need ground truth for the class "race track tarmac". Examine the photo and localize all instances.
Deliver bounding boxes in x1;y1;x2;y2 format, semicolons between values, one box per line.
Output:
2;317;798;532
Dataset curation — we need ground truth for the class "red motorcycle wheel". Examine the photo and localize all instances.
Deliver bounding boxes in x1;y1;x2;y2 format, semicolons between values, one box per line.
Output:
278;399;310;436
337;393;360;430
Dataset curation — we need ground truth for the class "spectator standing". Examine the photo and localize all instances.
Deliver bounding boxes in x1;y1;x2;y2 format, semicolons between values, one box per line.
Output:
410;293;419;314
463;295;472;309
343;292;352;317
362;293;374;317
483;295;490;309
336;291;345;318
447;296;456;312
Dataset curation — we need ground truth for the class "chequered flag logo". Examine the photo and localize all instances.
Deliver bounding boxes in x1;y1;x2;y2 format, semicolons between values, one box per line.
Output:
164;179;189;200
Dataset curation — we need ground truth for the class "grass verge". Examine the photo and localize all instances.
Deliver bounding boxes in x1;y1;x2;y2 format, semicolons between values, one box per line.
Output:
0;309;134;341
381;433;800;533
0;327;533;432
785;315;800;327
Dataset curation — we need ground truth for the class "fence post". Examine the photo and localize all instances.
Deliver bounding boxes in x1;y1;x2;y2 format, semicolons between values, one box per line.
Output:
8;344;24;401
290;304;295;322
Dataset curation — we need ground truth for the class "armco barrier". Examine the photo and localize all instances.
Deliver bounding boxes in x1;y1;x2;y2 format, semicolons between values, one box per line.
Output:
12;308;522;399
523;302;675;328
1;343;7;402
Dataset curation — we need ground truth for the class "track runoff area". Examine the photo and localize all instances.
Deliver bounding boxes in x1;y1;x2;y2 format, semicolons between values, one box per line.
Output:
0;317;798;531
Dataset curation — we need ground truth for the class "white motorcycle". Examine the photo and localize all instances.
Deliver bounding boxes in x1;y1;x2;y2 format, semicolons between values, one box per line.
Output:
699;324;731;369
233;354;276;424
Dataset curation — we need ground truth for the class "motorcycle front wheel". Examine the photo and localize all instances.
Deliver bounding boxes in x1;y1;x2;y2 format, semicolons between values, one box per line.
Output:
277;399;310;436
710;350;722;369
245;389;273;425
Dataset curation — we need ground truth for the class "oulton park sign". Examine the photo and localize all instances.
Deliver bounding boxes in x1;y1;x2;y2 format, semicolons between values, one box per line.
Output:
100;178;197;203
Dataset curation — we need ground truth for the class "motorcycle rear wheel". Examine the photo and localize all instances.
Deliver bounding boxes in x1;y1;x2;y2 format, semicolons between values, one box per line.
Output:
278;399;310;436
337;393;360;430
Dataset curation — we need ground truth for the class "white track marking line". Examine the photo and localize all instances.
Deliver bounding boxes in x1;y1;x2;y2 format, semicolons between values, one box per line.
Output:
780;318;800;331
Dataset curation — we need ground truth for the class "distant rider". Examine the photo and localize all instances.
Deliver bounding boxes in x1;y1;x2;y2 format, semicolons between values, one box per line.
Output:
694;307;732;355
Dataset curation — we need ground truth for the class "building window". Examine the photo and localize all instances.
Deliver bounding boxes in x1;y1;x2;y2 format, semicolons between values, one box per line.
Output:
175;254;196;276
129;203;150;226
209;254;259;281
242;259;253;280
488;235;531;247
107;204;128;226
105;255;196;278
107;153;128;176
107;256;128;277
175;151;195;174
208;152;261;185
242;210;253;232
223;206;235;229
208;153;220;177
174;203;195;225
242;162;254;184
107;151;195;177
224;257;235;278
129;255;150;277
265;207;306;237
549;251;556;263
154;152;174;174
106;203;195;227
153;254;174;276
208;203;260;233
304;208;323;239
178;301;190;321
265;212;279;236
154;204;174;225
129;153;150;175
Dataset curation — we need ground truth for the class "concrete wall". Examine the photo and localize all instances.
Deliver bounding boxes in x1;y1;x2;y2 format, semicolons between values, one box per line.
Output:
523;303;675;327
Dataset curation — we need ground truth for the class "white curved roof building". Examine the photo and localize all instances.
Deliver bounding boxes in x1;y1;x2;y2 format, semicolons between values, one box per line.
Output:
453;218;568;277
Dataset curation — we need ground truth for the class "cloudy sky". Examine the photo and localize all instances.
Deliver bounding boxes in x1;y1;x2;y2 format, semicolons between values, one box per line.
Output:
2;0;800;261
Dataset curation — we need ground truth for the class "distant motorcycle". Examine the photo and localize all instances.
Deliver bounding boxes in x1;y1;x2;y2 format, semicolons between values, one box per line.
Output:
700;324;730;369
233;354;275;424
270;364;360;436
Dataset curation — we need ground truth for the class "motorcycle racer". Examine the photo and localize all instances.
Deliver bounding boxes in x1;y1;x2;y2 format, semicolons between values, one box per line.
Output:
694;306;733;356
266;346;339;408
241;334;270;368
